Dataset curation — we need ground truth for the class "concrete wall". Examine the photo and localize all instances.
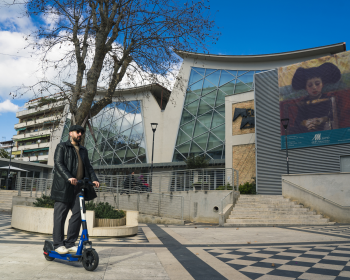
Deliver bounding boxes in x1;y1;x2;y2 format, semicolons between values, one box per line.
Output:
168;190;233;223
282;173;350;223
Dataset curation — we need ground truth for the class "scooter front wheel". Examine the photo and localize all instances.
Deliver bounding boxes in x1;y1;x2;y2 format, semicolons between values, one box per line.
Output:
44;255;55;261
82;249;99;271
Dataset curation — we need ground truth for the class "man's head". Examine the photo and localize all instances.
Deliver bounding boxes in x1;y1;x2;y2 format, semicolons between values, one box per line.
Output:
69;125;85;144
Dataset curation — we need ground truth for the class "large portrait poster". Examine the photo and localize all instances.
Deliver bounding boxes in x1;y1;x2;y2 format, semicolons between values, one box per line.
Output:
279;51;350;149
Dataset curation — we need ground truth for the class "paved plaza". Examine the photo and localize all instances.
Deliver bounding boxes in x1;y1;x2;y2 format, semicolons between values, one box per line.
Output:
1;214;350;279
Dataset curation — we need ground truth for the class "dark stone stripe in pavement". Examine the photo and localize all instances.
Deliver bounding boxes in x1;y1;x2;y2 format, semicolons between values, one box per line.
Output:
148;224;226;280
283;227;350;239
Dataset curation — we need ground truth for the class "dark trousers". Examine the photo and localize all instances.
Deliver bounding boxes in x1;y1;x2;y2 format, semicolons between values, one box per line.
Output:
53;194;81;249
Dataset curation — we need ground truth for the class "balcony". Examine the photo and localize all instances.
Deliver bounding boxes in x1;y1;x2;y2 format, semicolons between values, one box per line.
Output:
14;116;64;129
12;142;50;152
13;129;52;140
18;155;49;162
16;100;66;118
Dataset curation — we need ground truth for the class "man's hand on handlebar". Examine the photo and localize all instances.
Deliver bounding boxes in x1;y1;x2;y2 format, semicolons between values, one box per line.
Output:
68;178;78;186
93;181;100;188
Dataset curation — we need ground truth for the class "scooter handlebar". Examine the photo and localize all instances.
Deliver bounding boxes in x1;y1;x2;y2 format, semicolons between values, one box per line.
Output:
69;178;96;187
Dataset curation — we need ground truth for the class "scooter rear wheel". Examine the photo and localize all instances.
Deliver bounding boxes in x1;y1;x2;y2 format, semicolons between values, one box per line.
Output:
44;255;55;261
82;249;99;271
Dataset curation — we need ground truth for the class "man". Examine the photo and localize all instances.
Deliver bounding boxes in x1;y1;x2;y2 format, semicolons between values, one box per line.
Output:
51;125;100;254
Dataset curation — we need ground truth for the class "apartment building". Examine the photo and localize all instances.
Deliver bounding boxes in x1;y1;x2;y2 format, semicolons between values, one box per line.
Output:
12;95;66;164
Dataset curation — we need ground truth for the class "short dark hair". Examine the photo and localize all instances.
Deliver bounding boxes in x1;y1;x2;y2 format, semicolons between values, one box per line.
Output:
292;62;341;91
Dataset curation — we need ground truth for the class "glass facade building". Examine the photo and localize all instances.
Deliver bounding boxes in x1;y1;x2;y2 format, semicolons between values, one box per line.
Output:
172;67;263;162
61;101;147;166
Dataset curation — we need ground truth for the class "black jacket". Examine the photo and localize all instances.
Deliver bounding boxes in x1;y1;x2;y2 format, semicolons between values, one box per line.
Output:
51;140;98;203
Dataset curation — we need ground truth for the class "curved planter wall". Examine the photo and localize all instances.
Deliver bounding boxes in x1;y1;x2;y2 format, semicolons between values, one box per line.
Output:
11;205;138;237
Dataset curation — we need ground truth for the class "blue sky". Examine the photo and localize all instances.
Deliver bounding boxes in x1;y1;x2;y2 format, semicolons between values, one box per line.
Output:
1;0;350;141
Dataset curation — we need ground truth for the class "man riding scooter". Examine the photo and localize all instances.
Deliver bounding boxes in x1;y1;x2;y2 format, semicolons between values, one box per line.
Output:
51;125;100;254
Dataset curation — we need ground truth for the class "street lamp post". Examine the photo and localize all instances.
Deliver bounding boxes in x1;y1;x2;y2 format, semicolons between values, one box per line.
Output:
281;118;290;174
150;123;158;191
6;140;14;190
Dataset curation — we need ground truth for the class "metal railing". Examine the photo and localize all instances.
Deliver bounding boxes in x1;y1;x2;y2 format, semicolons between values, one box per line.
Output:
96;168;238;193
220;191;233;214
16;177;53;197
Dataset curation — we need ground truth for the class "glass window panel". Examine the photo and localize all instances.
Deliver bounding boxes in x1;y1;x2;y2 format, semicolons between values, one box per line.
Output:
189;69;203;85
184;91;199;105
207;145;223;159
205;69;217;76
237;70;248;77
112;117;123;133
100;109;114;127
180;109;195;125
176;129;191;146
192;67;205;76
96;132;103;145
116;102;126;112
124;147;137;162
92;159;100;167
97;141;106;154
189;142;203;157
197;111;213;129
219;70;235;86
124;102;136;114
193;132;209;150
116;148;126;161
227;70;237;77
219;80;236;95
197;99;212;116
121;113;135;130
238;71;254;87
177;143;190;158
103;152;113;165
138;147;146;155
131;122;143;137
92;114;103;129
205;71;220;86
134;111;142;125
138;154;147;163
112;155;122;165
114;136;127;150
188;80;203;95
88;148;94;160
184;99;199;116
124;158;136;164
207;133;222;150
202;90;217;107
104;140;114;154
129;100;139;110
113;107;125;121
92;149;101;162
235;80;252;94
61;134;69;142
173;150;185;162
180;120;195;138
193;120;208;137
211;124;225;141
121;127;132;140
215;90;226;107
202;79;217;96
216;104;225;116
212;112;225;128
99;126;110;141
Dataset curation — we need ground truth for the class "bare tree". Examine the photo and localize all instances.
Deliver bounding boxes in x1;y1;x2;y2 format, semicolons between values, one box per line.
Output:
11;0;218;131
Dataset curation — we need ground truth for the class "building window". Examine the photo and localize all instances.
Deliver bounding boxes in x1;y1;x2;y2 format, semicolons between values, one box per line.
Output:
60;101;146;166
173;67;264;162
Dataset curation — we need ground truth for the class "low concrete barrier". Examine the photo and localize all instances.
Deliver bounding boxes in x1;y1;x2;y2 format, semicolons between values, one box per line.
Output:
11;205;138;237
282;173;350;223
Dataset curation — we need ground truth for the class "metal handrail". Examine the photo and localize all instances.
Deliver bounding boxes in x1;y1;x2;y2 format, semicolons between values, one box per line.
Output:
220;191;233;214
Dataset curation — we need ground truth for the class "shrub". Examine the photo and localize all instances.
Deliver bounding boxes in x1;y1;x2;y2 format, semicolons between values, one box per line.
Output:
216;183;233;190
86;202;125;219
33;195;55;208
239;178;256;194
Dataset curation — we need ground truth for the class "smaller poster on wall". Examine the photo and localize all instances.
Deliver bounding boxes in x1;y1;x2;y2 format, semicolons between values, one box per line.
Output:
278;51;350;149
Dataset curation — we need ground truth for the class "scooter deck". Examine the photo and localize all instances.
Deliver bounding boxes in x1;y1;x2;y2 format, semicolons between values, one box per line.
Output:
46;251;82;261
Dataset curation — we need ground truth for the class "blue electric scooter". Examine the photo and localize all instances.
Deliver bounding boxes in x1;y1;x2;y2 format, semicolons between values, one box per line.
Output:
43;178;99;271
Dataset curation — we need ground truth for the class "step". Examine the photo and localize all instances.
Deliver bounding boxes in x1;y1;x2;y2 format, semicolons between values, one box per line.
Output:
234;205;304;209
228;214;323;220
224;222;335;227
226;217;330;224
231;208;312;214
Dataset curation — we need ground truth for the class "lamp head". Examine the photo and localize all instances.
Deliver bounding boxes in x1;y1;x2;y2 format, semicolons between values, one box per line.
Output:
151;123;158;132
281;118;289;129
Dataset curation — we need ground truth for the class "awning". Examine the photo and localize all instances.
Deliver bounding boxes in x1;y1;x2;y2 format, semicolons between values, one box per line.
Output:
0;165;28;172
16;134;50;142
11;151;22;155
23;147;49;153
15;127;26;131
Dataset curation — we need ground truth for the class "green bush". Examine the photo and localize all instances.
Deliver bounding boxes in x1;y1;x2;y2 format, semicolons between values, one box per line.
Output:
216;183;233;190
33;195;55;208
85;202;125;219
239;178;256;194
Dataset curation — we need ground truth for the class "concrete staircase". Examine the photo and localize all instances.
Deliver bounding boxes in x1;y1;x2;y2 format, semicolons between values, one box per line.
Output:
225;195;334;227
0;190;18;214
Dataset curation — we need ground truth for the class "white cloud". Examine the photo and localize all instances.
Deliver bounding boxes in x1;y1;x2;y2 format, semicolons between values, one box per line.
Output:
0;99;19;113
